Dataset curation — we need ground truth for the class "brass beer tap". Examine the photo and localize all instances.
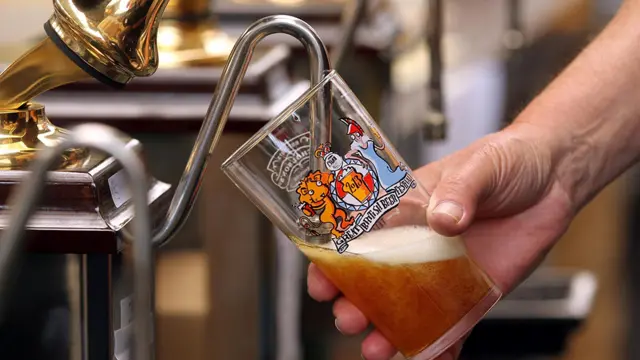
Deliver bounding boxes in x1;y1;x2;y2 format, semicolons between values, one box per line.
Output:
44;0;171;87
0;0;172;167
0;3;174;358
1;1;332;249
0;0;173;107
0;38;89;110
155;0;366;69
0;3;332;358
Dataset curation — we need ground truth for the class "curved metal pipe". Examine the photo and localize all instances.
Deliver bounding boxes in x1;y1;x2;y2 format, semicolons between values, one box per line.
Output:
0;124;154;360
151;15;331;247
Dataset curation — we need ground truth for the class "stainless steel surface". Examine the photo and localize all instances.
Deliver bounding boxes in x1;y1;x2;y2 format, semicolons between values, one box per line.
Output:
58;44;292;89
0;123;155;360
461;268;597;359
150;15;331;247
423;0;446;140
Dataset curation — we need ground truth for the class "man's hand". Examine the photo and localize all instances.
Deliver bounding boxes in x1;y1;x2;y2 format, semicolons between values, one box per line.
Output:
307;124;576;359
306;1;640;356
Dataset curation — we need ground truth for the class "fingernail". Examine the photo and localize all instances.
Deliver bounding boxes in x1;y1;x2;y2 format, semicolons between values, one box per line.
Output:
334;318;343;333
433;201;463;223
360;355;367;360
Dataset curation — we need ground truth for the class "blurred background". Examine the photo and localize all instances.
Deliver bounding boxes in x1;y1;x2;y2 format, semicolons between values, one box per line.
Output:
0;0;635;359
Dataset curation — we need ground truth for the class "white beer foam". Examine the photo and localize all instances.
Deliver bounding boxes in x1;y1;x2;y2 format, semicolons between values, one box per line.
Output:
327;226;466;265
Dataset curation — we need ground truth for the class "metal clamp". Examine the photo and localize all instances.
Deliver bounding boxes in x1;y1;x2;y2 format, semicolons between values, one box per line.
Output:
0;124;155;360
150;15;332;247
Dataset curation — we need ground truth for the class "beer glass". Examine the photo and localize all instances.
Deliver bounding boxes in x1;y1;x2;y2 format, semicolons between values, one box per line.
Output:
221;70;501;360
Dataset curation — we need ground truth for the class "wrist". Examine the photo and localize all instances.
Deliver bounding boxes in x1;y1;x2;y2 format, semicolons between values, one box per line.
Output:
507;3;640;213
511;96;640;215
504;120;576;206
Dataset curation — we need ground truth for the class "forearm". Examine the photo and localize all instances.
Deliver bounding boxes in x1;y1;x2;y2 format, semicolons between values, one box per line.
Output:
512;0;640;212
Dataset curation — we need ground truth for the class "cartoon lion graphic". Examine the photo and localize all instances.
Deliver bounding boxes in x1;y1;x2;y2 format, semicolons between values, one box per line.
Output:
296;171;355;237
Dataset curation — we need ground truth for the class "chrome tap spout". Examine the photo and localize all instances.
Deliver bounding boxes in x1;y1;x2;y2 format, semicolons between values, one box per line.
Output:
151;15;331;247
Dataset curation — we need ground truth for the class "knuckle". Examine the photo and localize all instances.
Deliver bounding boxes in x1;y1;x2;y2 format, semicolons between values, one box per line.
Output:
442;171;467;190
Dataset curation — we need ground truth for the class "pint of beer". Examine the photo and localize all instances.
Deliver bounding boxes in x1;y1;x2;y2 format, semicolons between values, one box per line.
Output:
295;226;495;358
222;71;501;360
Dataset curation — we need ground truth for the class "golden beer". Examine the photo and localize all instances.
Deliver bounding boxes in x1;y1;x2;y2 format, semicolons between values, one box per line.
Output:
294;226;498;359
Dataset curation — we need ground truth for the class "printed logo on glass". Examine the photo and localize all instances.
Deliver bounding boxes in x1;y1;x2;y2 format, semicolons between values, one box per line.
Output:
293;117;416;253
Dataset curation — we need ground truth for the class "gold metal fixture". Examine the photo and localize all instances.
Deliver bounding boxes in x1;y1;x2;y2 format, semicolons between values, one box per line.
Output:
0;103;89;170
0;38;90;110
0;0;174;164
44;0;171;87
0;0;172;112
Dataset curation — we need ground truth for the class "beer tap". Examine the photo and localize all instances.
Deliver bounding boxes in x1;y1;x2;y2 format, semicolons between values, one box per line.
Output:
0;4;176;359
0;0;173;110
0;1;333;357
0;123;155;360
44;0;171;88
0;0;179;166
422;0;446;140
43;0;329;93
69;10;330;246
0;0;332;248
144;15;332;246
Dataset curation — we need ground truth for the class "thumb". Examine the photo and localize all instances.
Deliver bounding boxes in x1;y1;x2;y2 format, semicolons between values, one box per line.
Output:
426;148;497;236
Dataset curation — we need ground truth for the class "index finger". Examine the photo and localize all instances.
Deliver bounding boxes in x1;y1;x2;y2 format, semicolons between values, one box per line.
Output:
307;263;340;301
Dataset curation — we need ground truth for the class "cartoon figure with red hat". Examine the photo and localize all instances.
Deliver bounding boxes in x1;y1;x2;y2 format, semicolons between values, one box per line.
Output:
341;117;407;190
